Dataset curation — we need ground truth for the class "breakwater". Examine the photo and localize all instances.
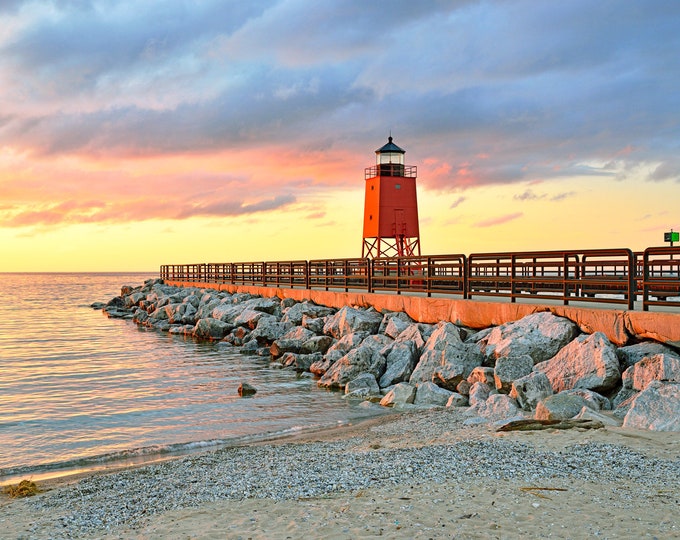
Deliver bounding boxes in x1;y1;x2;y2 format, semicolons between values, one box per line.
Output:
106;278;680;431
161;245;680;311
165;280;680;348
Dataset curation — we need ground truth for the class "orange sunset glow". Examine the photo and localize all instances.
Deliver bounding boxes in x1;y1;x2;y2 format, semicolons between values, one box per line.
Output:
1;2;678;272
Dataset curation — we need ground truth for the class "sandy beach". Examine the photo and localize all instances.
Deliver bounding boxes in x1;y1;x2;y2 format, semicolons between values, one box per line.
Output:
2;407;679;539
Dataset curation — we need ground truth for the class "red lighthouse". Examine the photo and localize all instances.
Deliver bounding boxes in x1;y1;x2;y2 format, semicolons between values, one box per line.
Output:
362;136;421;258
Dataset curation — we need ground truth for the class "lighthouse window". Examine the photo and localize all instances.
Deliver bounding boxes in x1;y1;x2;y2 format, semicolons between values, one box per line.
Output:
395;184;401;189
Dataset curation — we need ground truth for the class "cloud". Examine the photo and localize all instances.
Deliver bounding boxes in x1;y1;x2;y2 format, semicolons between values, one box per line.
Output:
513;189;545;201
1;0;680;236
174;194;296;219
0;189;297;228
475;212;523;228
648;160;680;183
550;191;576;202
449;196;466;209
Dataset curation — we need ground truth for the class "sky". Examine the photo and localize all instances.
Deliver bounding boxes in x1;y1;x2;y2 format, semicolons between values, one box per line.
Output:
0;0;678;272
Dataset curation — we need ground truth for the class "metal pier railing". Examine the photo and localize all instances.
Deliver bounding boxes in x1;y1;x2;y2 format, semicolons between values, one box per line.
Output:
160;247;680;311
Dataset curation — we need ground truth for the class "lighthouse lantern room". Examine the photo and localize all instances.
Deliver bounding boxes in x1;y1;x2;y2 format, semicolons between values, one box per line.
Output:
362;136;421;258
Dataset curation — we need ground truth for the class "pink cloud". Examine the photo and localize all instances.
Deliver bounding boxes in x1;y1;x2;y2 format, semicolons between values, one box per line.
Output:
0;194;297;228
475;212;523;228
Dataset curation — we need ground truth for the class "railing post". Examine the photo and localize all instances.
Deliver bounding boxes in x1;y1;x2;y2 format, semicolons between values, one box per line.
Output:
626;249;635;310
324;260;329;291
510;254;516;303
344;259;349;292
563;253;569;305
643;248;650;311
461;255;467;299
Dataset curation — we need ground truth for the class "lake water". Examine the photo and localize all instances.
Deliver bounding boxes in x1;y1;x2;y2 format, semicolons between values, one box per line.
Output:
0;273;390;483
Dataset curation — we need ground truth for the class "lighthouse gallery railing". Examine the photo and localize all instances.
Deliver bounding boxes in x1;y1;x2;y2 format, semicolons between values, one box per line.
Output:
160;246;680;311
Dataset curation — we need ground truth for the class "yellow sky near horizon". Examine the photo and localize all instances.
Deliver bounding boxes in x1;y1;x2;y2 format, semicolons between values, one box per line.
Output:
1;164;675;273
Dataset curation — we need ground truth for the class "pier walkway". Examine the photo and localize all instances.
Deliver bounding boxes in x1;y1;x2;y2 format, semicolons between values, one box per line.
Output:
161;247;680;348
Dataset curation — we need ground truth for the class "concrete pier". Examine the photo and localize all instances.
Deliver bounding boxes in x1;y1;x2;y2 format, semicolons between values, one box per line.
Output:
166;281;680;348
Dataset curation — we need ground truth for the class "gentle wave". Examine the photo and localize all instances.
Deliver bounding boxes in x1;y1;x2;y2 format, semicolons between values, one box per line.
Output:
0;273;390;480
0;419;360;484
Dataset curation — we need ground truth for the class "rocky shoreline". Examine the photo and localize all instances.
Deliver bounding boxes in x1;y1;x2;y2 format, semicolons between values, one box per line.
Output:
99;278;680;432
3;278;679;539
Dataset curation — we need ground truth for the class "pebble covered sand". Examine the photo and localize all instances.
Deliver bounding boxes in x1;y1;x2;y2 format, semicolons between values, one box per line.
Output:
3;407;679;539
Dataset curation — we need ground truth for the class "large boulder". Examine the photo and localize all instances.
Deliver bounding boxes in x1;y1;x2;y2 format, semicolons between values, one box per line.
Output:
621;354;680;391
282;302;336;325
324;332;367;364
345;373;381;400
148;305;170;321
243;296;281;316
360;334;394;353
234;309;276;330
124;291;146;308
414;382;454;407
300;335;335;355
535;393;591;421
301;315;326;334
249;319;294;344
562;388;610;411
193;318;234;340
471;312;580;366
573;407;622;427
309;356;334;376
280;352;323;372
181;303;197;325
165;303;187;324
509;371;553;411
380;382;416;407
395;324;426;353
132;309;149;325
622;382;680;431
446;392;468;407
318;347;386;390
380;312;414;339
182;293;200;308
379;341;418;388
281;326;317;342
323;306;383;339
270;338;304;358
410;322;482;389
534;332;621;394
468;381;492;408
472;394;520;422
617;342;680;371
208;301;238;322
494;355;534;394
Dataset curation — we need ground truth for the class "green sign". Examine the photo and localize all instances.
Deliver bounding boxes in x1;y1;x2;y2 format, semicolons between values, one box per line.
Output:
664;231;679;242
